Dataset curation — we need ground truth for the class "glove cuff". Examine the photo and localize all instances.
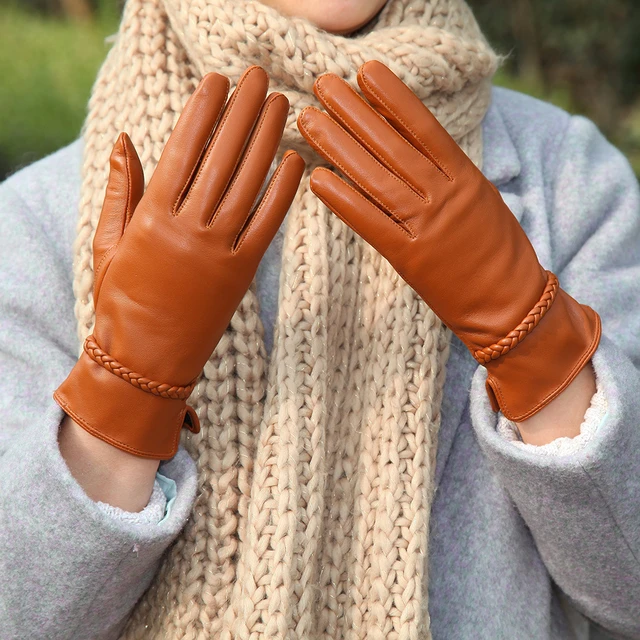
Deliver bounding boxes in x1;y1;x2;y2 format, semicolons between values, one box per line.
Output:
483;287;602;422
472;270;559;364
54;350;200;460
83;335;199;400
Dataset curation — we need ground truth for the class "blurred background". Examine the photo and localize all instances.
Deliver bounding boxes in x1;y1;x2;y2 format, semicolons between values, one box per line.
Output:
1;0;639;180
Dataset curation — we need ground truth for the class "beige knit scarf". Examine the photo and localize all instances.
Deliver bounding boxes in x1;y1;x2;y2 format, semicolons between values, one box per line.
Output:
74;1;497;637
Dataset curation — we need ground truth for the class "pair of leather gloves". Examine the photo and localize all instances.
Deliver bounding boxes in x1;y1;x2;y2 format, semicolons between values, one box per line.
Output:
54;63;601;460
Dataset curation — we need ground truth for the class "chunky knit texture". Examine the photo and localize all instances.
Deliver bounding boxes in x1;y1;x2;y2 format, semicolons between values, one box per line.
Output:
74;1;497;637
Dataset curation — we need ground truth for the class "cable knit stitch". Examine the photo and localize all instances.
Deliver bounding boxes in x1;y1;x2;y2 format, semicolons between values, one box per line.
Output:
75;1;498;637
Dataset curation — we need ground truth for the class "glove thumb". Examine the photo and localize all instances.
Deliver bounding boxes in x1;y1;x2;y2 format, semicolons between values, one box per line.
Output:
93;132;144;304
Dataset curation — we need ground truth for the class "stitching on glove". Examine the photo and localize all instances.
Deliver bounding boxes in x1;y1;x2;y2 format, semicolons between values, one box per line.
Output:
84;335;198;400
358;70;453;182
93;241;118;283
299;107;417;237
54;392;173;458
314;80;429;202
312;168;416;241
175;68;260;217
233;150;297;253
210;93;282;230
473;270;559;364
492;308;601;421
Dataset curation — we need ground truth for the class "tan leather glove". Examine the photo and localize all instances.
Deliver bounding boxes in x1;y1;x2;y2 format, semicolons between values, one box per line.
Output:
55;66;305;459
297;60;601;422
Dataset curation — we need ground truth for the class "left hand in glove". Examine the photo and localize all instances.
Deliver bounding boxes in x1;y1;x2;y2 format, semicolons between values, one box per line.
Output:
297;60;601;421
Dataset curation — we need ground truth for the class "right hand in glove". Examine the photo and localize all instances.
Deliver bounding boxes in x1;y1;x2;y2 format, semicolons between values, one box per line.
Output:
54;66;305;460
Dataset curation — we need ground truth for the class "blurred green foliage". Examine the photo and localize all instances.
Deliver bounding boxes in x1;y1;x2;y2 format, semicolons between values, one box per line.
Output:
468;0;640;175
1;0;639;179
0;1;120;178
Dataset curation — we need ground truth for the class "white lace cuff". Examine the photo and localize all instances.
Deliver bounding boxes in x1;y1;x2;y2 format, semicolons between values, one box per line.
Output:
496;371;608;455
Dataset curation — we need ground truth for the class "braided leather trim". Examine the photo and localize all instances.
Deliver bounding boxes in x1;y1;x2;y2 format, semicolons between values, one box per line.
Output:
84;335;197;400
473;270;559;365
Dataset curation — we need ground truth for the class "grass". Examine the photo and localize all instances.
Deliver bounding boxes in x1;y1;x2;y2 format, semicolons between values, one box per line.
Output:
0;4;119;179
1;4;638;179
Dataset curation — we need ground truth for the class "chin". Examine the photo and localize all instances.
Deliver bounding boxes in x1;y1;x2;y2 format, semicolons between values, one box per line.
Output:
294;0;388;35
314;15;377;35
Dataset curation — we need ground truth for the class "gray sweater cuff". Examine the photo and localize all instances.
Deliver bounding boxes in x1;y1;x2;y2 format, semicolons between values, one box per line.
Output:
469;332;640;637
0;398;198;640
96;478;168;525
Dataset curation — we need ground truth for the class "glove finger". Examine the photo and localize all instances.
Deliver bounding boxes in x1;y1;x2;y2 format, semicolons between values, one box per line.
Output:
298;105;425;229
312;73;444;196
93;132;144;304
309;166;411;263
179;65;269;224
357;60;466;178
210;92;289;240
147;72;230;210
234;150;305;257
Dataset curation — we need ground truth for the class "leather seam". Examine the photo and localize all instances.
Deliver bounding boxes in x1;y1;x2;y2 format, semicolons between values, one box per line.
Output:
209;93;282;230
490;307;602;421
315;80;429;202
94;143;132;283
299;107;417;237
172;75;233;217
54;390;175;459
176;70;257;216
93;242;118;282
313;168;416;241
358;71;453;182
232;150;294;253
123;139;134;226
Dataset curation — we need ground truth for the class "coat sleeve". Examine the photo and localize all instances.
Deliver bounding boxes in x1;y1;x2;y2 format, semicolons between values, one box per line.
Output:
469;115;640;639
0;143;198;640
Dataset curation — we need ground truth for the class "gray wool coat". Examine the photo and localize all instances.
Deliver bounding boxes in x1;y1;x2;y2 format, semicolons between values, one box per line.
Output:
0;87;638;640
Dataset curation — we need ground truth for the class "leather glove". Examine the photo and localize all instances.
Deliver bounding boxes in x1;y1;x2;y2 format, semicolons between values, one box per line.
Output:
297;60;601;421
54;66;305;459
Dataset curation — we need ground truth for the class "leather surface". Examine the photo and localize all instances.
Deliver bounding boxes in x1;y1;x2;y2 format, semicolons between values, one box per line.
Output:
54;66;305;458
297;60;601;421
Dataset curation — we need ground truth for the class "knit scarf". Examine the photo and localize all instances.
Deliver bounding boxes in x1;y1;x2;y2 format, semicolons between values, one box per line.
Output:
74;1;497;637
